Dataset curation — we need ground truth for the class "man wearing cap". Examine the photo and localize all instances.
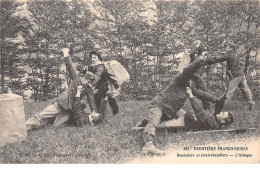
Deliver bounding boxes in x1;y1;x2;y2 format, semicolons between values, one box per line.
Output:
139;50;226;155
205;41;255;110
25;48;102;131
85;51;119;121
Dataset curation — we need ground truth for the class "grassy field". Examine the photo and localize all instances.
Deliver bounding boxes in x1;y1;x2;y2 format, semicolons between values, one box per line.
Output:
0;99;259;163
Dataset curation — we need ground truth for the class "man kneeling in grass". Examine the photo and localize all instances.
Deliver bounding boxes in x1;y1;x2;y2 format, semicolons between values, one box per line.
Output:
25;48;102;131
133;87;233;133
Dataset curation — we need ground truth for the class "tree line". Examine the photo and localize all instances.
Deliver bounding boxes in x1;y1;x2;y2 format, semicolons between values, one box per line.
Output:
1;0;259;101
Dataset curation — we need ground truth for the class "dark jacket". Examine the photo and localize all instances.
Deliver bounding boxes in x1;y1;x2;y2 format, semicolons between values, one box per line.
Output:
184;96;220;131
205;50;244;78
79;63;109;113
150;57;218;119
72;97;91;126
190;75;211;110
56;57;82;110
89;64;108;91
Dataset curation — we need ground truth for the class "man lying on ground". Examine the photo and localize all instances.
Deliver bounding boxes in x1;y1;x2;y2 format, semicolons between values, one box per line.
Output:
133;87;233;132
25;48;102;131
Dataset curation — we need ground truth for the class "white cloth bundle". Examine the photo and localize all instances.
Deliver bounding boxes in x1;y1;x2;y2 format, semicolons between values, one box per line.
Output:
0;93;27;147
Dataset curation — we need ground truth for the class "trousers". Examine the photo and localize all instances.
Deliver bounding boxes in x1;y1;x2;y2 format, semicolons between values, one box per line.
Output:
25;102;70;131
226;75;255;106
94;88;119;118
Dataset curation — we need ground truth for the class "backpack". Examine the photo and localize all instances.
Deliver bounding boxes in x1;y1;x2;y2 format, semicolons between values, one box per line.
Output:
104;60;130;86
177;50;190;73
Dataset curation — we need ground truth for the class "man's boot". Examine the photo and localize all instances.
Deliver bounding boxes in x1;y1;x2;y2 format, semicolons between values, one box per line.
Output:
141;141;166;155
25;116;41;132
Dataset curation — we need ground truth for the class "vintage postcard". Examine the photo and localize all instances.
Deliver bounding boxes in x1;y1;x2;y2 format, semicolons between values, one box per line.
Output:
0;0;259;164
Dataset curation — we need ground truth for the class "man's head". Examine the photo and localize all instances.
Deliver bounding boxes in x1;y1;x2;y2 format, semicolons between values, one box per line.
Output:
215;111;234;126
197;50;208;61
223;41;236;52
89;112;102;124
189;43;207;63
192;40;201;49
89;51;102;64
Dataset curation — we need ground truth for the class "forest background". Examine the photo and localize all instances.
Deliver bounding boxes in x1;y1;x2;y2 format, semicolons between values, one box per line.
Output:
1;0;260;102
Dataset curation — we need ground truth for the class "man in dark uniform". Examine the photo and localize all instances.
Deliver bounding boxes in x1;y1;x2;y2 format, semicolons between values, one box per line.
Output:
205;41;255;110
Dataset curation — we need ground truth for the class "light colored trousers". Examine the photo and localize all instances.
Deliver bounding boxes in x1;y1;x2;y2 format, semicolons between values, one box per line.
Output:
142;105;186;143
25;102;71;131
226;75;255;106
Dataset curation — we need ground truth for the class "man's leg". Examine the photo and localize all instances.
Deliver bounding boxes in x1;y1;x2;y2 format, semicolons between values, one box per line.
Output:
25;102;62;131
142;106;165;155
94;89;108;121
99;97;107;120
108;96;119;115
81;85;97;113
94;92;102;113
133;109;187;132
53;110;71;127
238;75;255;110
225;76;244;106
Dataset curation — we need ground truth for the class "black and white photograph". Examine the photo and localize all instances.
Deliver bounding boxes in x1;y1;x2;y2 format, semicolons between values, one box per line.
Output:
0;0;260;164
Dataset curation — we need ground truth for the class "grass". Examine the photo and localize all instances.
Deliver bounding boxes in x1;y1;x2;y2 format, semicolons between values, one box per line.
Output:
0;99;259;163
